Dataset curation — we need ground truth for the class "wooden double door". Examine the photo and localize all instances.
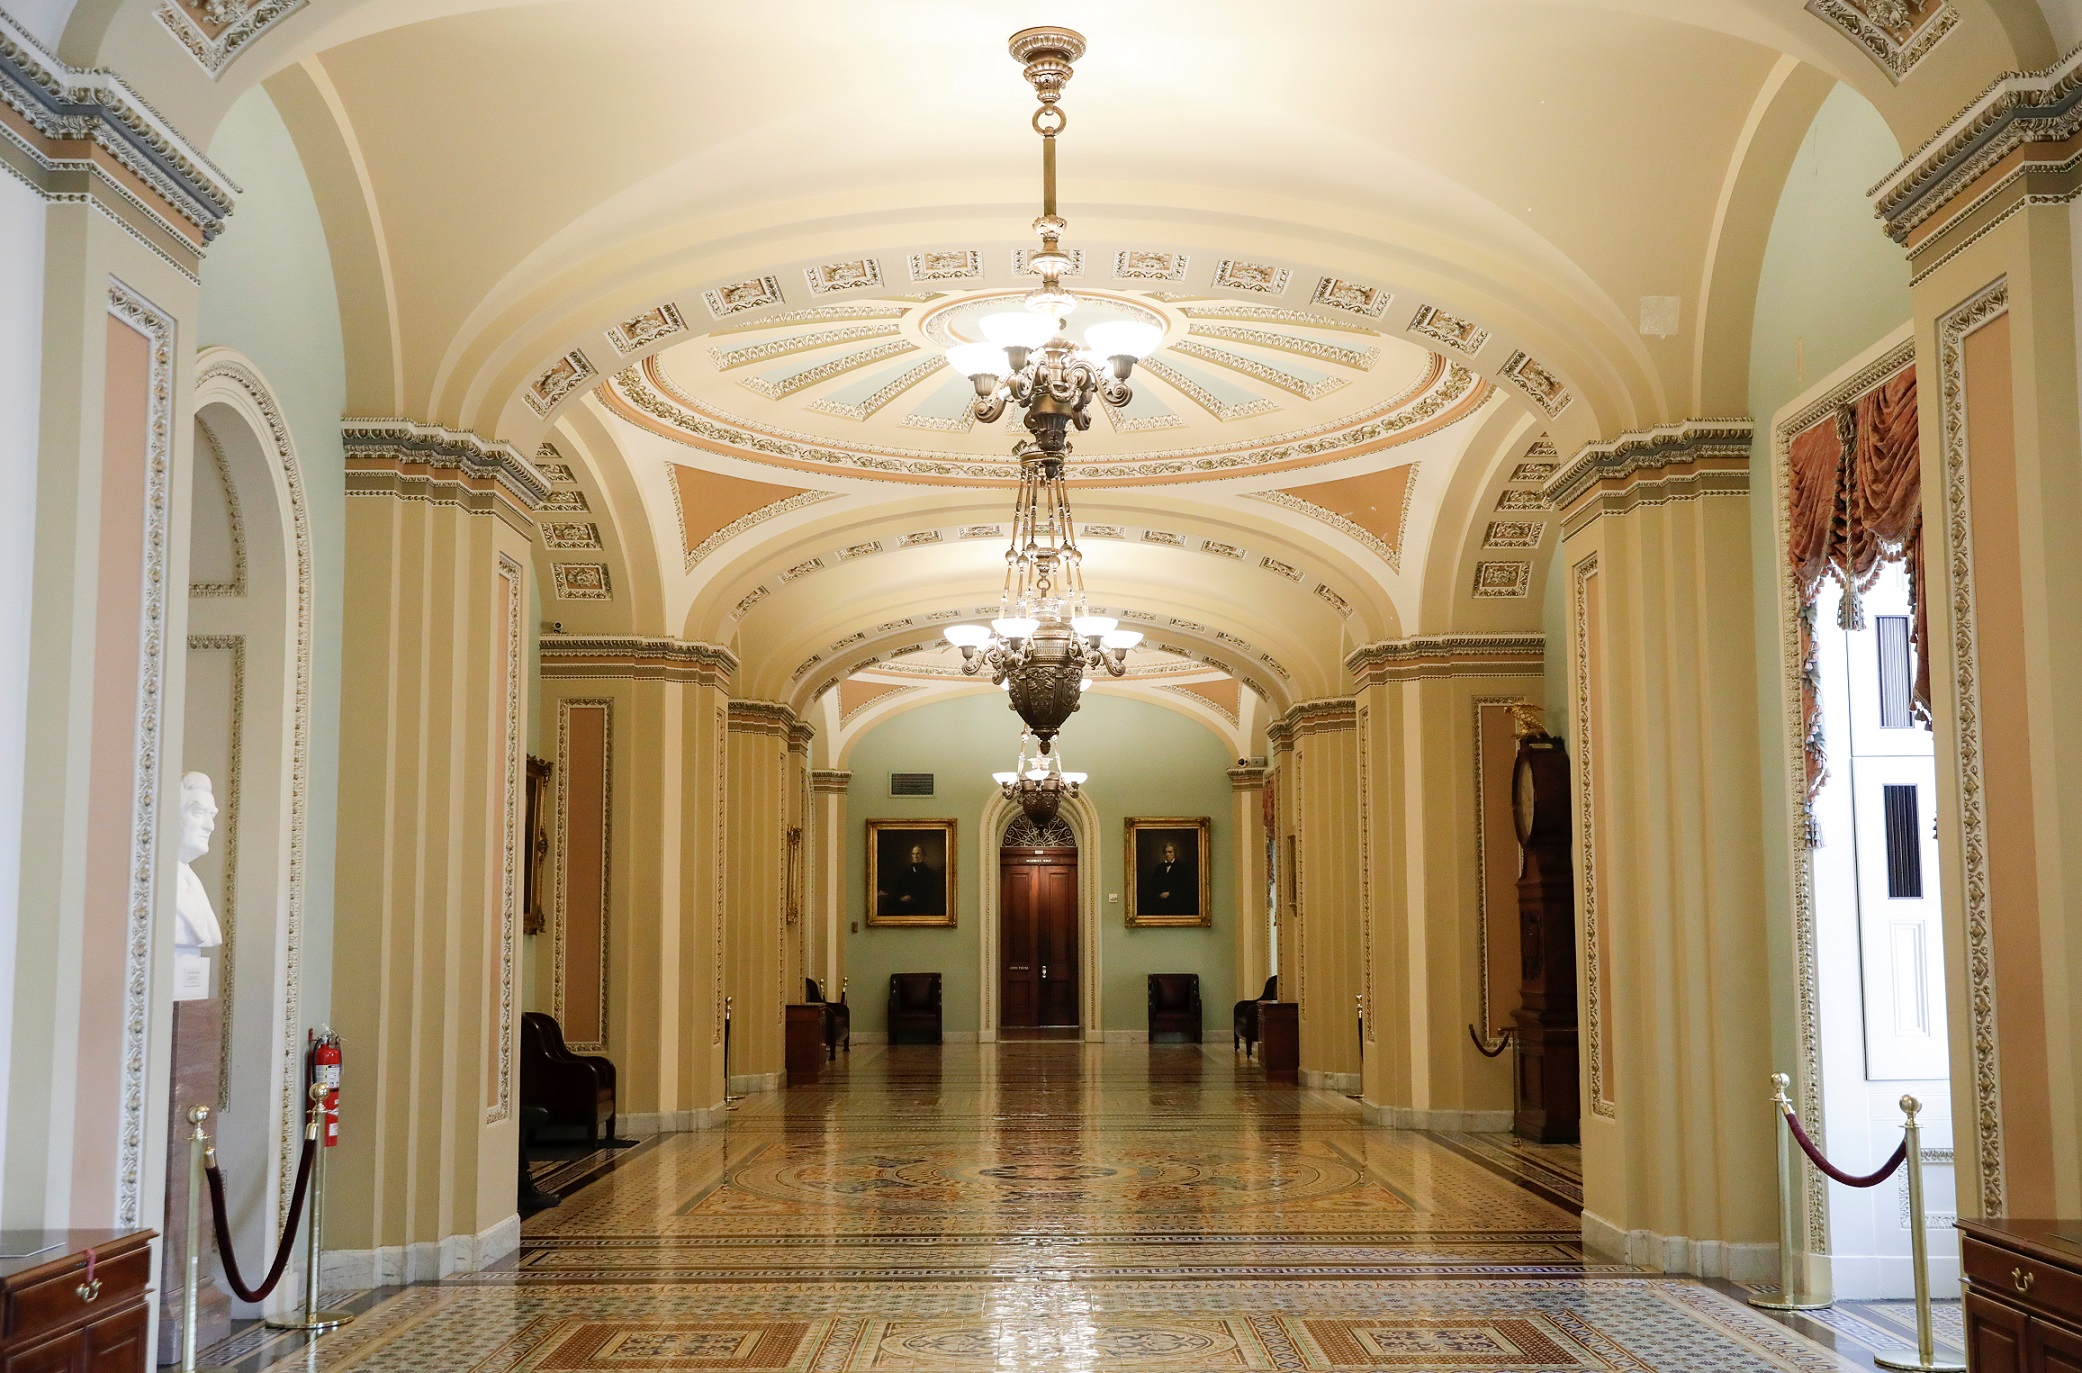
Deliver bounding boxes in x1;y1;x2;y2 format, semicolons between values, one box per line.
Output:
1000;847;1079;1029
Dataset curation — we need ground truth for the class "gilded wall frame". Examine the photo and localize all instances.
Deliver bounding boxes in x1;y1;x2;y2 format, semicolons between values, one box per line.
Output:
866;818;958;927
1124;816;1213;927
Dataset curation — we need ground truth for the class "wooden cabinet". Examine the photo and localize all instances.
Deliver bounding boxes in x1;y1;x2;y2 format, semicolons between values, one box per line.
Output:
0;1231;154;1373
785;1004;825;1082
1961;1220;2082;1373
1258;1002;1299;1076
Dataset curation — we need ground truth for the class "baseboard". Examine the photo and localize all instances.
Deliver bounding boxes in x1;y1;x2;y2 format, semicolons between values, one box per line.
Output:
1300;1069;1361;1093
726;1070;784;1095
1103;1029;1149;1045
620;1104;728;1134
320;1210;518;1290
1361;1103;1514;1131
1580;1207;1777;1280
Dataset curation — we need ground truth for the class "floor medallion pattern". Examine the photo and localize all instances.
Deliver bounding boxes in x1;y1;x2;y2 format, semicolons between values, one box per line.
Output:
210;1045;1950;1372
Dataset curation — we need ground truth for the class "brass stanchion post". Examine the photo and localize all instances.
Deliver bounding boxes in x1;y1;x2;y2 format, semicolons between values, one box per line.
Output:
180;1106;236;1373
1752;1072;1831;1311
265;1085;353;1331
724;996;741;1108
1875;1095;1966;1371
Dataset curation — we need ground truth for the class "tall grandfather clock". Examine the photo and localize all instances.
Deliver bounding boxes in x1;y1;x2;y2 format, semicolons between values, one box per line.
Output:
1509;725;1580;1143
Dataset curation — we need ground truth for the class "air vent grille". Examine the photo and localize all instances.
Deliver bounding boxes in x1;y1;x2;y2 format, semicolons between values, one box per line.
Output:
889;772;935;797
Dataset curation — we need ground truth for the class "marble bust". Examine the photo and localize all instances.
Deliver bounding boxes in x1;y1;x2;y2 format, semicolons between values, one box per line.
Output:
173;771;223;951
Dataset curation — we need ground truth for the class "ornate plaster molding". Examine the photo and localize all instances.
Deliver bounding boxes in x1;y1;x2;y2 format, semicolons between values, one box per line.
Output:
1805;0;1957;84
342;419;552;526
810;769;853;793
1873;42;2082;280
1276;697;1358;740
109;280;175;1228
1247;475;1415;572
490;554;524;1124
156;0;307;77
1542;418;1754;527
538;635;737;685
1572;552;1614;1120
1227;764;1268;789
1935;280;2009;1217
1346;634;1546;687
0;14;235;279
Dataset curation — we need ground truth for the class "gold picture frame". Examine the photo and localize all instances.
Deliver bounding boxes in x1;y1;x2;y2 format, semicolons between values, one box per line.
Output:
1124;816;1212;927
866;818;958;927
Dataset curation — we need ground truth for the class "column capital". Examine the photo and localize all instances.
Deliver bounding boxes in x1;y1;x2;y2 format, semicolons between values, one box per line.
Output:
1345;634;1546;688
727;699;801;737
539;635;737;686
1543;419;1752;532
343;419;553;528
810;769;853;793
1227;763;1269;790
1874;46;2082;280
1272;698;1358;745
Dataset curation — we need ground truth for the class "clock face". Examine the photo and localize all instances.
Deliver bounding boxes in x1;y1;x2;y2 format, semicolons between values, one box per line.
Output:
1513;752;1538;845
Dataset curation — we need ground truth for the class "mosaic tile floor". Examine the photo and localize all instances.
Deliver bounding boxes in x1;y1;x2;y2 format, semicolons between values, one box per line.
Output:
214;1044;1956;1372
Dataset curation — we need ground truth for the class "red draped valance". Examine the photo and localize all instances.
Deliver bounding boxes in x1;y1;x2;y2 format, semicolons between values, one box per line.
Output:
1786;367;1928;842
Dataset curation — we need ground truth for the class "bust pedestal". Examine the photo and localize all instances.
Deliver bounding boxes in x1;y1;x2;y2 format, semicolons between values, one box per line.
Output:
155;997;230;1364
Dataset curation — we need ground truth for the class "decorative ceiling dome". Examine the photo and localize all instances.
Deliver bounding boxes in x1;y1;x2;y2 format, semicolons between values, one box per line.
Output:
600;273;1489;486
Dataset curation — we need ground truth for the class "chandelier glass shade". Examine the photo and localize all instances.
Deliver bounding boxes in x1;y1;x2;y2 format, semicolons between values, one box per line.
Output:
993;733;1087;826
940;26;1145;752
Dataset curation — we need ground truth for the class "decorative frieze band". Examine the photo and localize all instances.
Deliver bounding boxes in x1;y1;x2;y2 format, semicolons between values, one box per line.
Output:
0;13;235;278
1227;764;1269;790
342;419;552;529
1542;418;1753;531
538;635;737;686
1874;44;2082;277
1345;634;1547;687
810;769;852;793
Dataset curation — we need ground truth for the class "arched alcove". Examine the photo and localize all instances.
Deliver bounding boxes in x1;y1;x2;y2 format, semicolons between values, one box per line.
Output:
182;349;314;1316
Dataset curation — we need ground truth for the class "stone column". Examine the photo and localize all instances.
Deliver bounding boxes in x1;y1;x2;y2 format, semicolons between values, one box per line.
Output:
1349;636;1546;1131
1226;764;1270;1011
1873;66;2082;1219
809;771;853;1000
328;421;546;1283
1542;420;1775;1280
535;636;733;1133
1271;700;1364;1091
724;702;800;1091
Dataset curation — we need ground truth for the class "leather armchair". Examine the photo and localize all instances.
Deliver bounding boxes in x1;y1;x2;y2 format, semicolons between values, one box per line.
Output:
887;972;943;1044
520;1011;618;1146
1147;973;1203;1043
1233;975;1278;1056
807;977;851;1060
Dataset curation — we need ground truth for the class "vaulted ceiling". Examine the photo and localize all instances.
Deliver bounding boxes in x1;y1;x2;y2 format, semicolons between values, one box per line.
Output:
50;0;2057;745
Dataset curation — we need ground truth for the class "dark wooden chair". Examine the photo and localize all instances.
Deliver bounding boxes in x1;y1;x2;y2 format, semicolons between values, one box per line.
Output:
1233;975;1278;1057
520;1011;618;1147
887;972;943;1044
1147;973;1203;1043
806;977;851;1060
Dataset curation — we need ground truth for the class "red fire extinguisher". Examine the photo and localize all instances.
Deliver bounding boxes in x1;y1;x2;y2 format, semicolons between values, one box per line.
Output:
310;1027;342;1147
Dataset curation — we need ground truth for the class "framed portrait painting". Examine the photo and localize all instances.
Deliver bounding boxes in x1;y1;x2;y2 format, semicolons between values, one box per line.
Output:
1125;816;1212;927
866;819;957;927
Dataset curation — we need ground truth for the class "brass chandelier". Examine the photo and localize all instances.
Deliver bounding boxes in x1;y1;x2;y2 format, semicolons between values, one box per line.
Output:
941;26;1150;753
993;732;1087;826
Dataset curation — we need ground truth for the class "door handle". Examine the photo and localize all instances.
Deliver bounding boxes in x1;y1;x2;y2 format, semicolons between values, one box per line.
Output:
2014;1267;2036;1294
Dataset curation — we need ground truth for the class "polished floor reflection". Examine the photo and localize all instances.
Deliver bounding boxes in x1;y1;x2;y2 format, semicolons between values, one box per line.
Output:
226;1044;1927;1371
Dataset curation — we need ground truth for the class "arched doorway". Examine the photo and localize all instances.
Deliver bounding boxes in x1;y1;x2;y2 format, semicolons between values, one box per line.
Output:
977;790;1103;1042
997;815;1078;1037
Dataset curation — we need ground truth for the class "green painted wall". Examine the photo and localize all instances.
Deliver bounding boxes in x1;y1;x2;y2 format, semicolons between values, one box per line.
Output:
842;691;1236;1037
1744;83;1909;1069
200;88;350;1034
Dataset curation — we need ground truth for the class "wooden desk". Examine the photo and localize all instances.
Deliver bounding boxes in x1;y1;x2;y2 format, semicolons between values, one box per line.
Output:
1960;1218;2082;1373
0;1230;154;1372
785;1003;825;1082
1258;1001;1299;1076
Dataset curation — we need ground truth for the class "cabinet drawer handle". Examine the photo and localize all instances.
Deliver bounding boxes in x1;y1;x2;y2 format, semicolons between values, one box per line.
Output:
2013;1267;2036;1294
75;1279;101;1303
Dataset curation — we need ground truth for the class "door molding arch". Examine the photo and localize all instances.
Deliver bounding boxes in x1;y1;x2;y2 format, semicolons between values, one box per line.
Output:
977;790;1103;1043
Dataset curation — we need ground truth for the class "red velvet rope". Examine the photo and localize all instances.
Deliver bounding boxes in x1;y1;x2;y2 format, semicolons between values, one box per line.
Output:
204;1133;318;1303
1780;1104;1907;1188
